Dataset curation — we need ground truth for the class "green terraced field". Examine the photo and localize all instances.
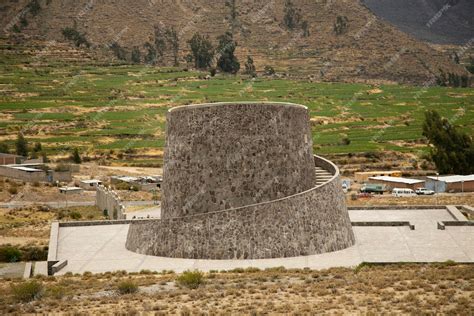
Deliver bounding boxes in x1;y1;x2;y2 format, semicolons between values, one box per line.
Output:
1;50;473;159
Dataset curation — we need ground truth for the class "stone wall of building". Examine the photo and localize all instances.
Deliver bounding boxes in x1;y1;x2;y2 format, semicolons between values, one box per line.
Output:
0;166;47;182
95;185;125;220
161;102;316;219
126;155;355;259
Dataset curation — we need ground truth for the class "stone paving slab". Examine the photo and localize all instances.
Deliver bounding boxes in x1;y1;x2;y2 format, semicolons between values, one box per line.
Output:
55;208;474;274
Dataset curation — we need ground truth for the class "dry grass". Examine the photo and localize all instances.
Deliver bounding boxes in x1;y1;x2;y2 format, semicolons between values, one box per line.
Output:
0;264;472;314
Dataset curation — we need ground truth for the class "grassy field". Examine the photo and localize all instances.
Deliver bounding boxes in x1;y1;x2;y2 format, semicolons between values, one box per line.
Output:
1;44;473;159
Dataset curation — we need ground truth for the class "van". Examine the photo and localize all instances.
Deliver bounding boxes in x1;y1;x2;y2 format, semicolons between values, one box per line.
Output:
392;188;417;197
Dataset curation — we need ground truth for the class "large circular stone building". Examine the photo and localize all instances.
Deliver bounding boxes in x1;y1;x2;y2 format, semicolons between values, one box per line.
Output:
126;102;355;259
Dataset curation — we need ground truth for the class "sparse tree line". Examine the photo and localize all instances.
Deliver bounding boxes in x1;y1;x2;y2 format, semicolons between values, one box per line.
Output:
0;133;82;164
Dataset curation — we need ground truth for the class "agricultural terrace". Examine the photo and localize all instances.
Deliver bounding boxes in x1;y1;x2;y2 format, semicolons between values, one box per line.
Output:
1;46;473;162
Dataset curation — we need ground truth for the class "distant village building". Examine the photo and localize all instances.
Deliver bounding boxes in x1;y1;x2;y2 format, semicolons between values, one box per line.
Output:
369;176;425;190
0;163;72;183
79;179;102;191
0;153;25;165
354;170;402;183
59;186;83;194
111;175;162;192
425;175;474;193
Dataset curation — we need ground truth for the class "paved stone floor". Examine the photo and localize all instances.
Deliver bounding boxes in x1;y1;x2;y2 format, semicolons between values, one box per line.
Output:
55;208;474;274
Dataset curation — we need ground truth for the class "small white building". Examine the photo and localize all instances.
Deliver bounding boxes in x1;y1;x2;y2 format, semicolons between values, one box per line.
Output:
369;176;425;190
79;179;102;190
59;186;83;195
426;175;474;193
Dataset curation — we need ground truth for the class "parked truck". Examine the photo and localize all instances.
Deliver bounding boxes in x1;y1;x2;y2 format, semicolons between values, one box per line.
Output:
360;183;385;195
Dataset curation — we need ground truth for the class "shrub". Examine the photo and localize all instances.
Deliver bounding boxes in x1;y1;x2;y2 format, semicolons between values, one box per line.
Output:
21;245;48;261
61;27;90;48
0;245;22;262
47;285;66;299
264;65;275;76
8;186;18;195
69;211;82;220
176;270;204;289
117;280;139;294
11;280;43;302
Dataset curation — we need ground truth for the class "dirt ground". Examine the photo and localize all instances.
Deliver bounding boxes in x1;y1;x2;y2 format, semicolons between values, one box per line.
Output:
347;192;474;207
0;264;472;314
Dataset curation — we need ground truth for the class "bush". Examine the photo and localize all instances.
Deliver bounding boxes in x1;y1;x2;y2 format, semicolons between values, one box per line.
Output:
8;186;18;195
61;27;90;48
69;211;82;220
117;280;138;294
0;245;22;262
264;65;275;76
47;285;66;299
11;280;43;302
21;245;48;261
176;270;204;289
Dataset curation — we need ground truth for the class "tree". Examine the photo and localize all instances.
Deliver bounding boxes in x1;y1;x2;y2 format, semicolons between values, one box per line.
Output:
165;27;180;66
422;110;474;175
131;46;141;64
334;16;349;35
61;27;90;48
33;142;42;153
15;133;28;157
225;0;238;32
154;25;167;62
216;32;240;74
187;33;214;69
0;142;8;153
110;42;127;61
72;148;82;164
144;42;157;65
301;20;310;37
244;55;256;77
467;57;474;74
41;151;49;163
283;0;301;30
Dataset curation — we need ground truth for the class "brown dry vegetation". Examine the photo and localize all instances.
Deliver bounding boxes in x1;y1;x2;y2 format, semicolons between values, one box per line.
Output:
0;205;104;247
0;264;472;314
347;193;474;207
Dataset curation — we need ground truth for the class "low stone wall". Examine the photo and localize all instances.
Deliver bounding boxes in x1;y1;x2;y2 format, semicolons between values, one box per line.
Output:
96;185;125;220
126;156;355;259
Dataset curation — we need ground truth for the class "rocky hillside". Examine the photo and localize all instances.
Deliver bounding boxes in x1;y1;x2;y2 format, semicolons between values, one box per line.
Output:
362;0;474;45
0;0;469;84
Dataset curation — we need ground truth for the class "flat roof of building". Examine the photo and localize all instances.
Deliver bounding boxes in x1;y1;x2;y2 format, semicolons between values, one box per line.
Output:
427;175;474;183
8;166;43;172
59;186;83;191
369;176;425;184
80;179;102;184
355;170;402;175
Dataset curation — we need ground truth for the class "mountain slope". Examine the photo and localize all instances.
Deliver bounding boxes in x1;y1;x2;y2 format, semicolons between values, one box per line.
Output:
362;0;474;45
0;0;468;84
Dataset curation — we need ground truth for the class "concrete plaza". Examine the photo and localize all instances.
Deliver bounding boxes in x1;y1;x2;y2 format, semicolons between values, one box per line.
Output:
54;207;474;275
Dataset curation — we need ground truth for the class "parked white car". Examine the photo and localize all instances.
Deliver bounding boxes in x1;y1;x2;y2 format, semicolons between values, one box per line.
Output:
415;188;435;195
392;188;417;197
